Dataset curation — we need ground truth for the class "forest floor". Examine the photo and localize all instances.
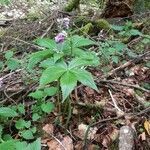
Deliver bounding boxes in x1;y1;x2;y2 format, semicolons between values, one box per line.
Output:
0;1;150;150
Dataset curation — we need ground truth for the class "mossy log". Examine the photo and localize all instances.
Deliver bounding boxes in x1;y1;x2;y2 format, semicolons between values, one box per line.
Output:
74;17;111;35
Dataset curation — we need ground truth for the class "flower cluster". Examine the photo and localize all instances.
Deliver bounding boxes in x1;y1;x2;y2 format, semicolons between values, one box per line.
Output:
55;17;70;43
57;17;70;30
55;31;67;43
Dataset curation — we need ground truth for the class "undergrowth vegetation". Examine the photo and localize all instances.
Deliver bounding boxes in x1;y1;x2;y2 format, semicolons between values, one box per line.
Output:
0;1;150;149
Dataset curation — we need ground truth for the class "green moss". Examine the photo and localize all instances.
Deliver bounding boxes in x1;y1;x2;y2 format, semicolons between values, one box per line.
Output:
74;16;91;26
64;0;80;12
80;23;94;35
95;19;111;30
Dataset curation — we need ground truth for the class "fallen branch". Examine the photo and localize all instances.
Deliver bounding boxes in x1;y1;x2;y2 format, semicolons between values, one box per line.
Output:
0;69;22;82
83;107;150;148
96;79;150;93
101;51;150;79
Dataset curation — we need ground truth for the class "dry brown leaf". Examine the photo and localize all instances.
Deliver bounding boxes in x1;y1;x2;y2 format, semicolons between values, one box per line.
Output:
101;128;119;147
144;120;150;135
139;132;146;141
74;141;83;150
47;140;60;150
61;136;73;150
43;124;54;134
85;87;95;95
77;123;98;140
124;88;135;97
47;136;73;150
41;138;50;144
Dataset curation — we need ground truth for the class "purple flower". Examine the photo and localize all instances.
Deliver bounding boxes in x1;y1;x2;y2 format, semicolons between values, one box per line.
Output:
63;17;70;29
57;17;70;29
55;31;67;43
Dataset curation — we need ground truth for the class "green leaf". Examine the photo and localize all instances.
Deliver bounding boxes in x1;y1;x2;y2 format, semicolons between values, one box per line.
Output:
112;41;126;52
21;130;34;140
35;38;57;50
0;125;3;139
71;69;98;92
32;113;41;121
0;0;11;5
126;49;137;58
69;56;99;69
68;58;90;69
40;66;66;86
44;87;58;96
3;134;13;141
28;49;53;69
0;140;17;150
17;104;25;115
30;127;37;134
15;141;27;150
53;53;64;63
145;61;150;68
72;48;86;57
25;121;31;129
29;90;44;100
41;102;55;113
60;71;77;102
5;51;14;60
0;61;4;70
26;138;41;150
39;58;55;68
129;29;142;36
7;58;20;70
71;35;96;48
142;38;150;44
15;119;26;130
112;56;119;64
0;107;18;117
111;25;124;31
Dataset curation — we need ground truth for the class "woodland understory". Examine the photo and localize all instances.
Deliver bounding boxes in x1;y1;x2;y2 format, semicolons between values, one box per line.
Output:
0;0;150;150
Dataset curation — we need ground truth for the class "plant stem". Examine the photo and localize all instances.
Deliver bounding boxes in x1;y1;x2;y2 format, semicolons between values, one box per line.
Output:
65;96;72;128
57;81;61;114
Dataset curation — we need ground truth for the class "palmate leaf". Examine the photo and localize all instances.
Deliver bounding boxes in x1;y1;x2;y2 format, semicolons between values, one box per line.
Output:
68;58;95;69
40;65;66;86
71;35;96;48
68;55;99;69
60;71;77;102
35;38;57;50
71;69;98;92
28;49;53;69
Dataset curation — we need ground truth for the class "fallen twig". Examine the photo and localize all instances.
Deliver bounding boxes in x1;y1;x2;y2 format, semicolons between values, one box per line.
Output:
0;69;22;86
50;134;67;150
96;79;150;93
5;36;44;49
101;51;150;79
108;89;125;116
41;21;55;38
